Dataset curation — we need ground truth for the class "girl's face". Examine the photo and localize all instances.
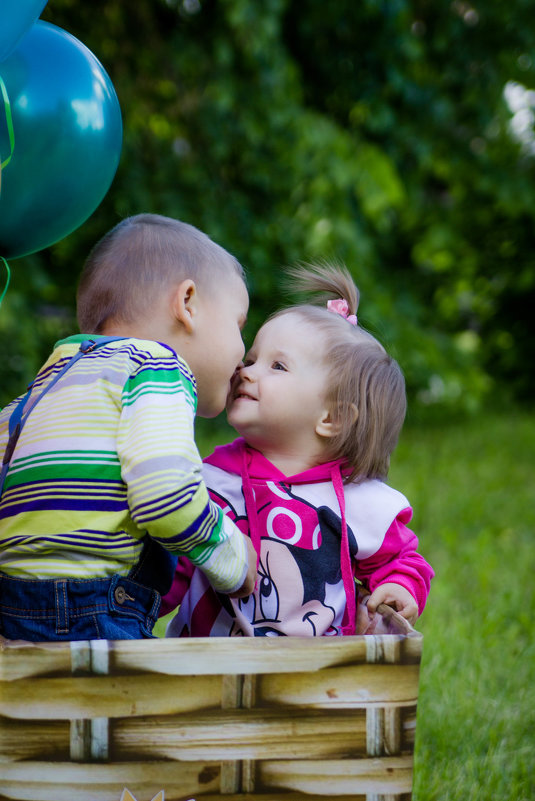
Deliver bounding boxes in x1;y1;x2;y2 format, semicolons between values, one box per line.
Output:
227;312;333;466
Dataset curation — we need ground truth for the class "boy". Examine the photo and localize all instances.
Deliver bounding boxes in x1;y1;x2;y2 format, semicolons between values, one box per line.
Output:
0;214;256;641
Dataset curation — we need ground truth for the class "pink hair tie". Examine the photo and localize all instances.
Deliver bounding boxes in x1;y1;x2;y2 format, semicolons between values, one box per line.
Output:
327;298;357;326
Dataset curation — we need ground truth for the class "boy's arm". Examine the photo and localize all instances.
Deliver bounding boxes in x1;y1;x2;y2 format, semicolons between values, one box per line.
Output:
355;508;434;615
117;356;251;595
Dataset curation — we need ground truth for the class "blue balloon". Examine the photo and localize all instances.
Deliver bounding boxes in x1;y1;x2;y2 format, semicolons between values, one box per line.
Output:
0;21;122;259
0;0;48;62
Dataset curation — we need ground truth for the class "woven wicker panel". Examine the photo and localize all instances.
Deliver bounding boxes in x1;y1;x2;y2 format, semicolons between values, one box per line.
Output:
0;605;422;801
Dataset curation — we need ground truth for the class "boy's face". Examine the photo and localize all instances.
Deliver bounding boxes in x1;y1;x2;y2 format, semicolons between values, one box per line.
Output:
193;271;249;418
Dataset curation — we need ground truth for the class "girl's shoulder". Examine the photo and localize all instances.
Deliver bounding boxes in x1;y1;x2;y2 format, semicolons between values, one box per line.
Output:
344;477;410;511
344;479;412;557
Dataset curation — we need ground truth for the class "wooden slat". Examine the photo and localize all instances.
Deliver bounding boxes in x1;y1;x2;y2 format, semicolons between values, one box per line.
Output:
1;708;417;764
0;634;420;681
0;760;221;801
113;637;371;675
0;789;370;801
258;664;420;708
0;674;222;720
0;638;75;681
0;709;370;763
110;633;421;675
0;758;413;800
112;708;368;761
166;795;370;801
1;627;422;682
258;756;413;794
0;719;69;762
1;663;418;720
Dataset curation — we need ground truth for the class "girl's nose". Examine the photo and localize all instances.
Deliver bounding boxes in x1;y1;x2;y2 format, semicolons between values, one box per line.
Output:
230;363;243;383
240;362;256;381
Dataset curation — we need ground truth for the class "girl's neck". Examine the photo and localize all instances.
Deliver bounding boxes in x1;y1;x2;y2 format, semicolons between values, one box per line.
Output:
254;442;331;477
260;452;313;476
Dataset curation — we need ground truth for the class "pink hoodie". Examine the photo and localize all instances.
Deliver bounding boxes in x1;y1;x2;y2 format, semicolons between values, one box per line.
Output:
163;439;433;637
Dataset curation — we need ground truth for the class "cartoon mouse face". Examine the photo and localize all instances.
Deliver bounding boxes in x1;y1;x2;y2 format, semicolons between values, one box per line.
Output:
233;537;340;636
209;478;358;638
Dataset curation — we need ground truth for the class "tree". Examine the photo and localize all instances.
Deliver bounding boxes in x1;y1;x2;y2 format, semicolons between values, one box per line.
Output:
1;0;534;412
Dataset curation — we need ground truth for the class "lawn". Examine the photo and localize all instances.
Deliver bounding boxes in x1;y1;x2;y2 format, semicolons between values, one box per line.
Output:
388;410;535;801
177;410;535;800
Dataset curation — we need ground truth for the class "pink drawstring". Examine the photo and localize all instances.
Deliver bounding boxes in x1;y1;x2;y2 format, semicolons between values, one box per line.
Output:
241;446;355;634
331;465;357;635
241;448;261;570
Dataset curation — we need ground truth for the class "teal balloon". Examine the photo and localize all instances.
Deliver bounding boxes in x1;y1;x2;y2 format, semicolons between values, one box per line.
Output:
0;21;122;259
0;0;48;62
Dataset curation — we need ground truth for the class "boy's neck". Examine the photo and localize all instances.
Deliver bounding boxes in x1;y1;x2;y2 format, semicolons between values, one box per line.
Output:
100;310;181;351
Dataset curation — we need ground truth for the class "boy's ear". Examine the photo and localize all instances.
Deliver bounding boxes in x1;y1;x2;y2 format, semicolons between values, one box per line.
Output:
171;279;197;334
315;404;358;439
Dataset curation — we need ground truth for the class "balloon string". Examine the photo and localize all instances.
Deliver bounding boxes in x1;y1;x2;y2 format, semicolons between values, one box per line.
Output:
0;257;11;308
0;75;15;169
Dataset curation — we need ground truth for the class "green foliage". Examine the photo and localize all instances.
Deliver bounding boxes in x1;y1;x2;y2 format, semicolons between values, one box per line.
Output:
1;0;534;411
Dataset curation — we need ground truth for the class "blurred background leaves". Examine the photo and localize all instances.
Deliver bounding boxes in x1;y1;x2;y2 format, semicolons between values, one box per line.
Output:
1;0;534;417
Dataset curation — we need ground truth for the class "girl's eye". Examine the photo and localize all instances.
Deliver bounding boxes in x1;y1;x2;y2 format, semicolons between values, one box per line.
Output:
272;362;286;371
242;358;254;367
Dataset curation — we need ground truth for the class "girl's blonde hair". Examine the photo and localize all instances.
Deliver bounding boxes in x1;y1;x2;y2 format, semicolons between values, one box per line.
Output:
273;263;406;483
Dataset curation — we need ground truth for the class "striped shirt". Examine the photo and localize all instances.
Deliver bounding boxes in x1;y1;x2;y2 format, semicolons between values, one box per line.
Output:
0;335;247;592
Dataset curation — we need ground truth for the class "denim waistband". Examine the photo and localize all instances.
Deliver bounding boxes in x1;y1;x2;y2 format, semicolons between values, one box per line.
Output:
0;572;161;634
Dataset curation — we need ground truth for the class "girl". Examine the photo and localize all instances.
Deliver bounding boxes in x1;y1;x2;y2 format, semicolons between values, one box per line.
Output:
163;264;433;637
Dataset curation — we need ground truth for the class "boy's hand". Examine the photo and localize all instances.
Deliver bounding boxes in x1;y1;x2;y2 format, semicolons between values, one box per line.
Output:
365;582;419;624
229;536;257;599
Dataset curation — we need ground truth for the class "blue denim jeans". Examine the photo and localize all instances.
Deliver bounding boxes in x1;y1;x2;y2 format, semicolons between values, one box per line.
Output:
0;572;162;641
0;537;178;641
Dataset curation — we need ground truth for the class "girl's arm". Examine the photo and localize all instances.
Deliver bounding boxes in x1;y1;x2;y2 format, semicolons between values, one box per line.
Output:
159;558;195;617
355;507;434;616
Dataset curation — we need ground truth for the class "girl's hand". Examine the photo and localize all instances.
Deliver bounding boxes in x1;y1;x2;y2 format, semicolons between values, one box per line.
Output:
365;582;419;625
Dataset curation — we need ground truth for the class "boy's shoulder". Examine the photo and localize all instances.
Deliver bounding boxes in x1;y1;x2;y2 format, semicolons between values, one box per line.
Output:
48;336;196;395
54;336;190;371
115;338;183;362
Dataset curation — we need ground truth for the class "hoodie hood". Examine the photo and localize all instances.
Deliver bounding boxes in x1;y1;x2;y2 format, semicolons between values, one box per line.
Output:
205;438;351;485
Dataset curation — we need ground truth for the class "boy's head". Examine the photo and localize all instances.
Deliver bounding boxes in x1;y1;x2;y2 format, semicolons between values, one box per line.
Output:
77;213;245;333
77;214;249;418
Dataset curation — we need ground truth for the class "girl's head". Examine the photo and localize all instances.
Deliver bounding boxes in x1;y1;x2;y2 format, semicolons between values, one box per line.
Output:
227;263;406;481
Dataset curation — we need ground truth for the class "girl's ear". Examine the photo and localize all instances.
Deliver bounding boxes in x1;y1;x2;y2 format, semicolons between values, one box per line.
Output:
316;404;358;439
315;408;339;439
171;279;197;334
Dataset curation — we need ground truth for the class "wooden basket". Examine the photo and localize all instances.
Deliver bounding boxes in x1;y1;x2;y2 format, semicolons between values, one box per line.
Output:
0;606;422;801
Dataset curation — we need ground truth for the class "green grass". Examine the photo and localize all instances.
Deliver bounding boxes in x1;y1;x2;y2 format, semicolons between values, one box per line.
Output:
388;410;535;801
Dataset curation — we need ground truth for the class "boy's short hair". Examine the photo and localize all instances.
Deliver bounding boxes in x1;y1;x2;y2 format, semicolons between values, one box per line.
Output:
77;214;245;333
